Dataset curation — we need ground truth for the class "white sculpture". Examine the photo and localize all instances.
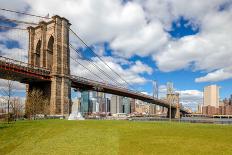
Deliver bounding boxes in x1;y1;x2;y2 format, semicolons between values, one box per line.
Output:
68;100;85;120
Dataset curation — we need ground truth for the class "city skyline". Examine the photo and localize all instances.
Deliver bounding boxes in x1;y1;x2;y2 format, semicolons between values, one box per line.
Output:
1;0;232;112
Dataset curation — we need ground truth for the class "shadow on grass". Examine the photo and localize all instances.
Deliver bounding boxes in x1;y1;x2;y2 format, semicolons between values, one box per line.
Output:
0;125;11;129
0;122;15;129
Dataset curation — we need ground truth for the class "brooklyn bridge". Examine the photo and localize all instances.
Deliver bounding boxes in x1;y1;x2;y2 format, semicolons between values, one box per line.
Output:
0;9;190;118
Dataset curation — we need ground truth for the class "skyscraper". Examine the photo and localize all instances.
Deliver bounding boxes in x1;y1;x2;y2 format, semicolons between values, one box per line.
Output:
106;98;111;113
130;99;136;113
80;91;91;116
203;85;220;108
122;97;130;114
110;95;123;114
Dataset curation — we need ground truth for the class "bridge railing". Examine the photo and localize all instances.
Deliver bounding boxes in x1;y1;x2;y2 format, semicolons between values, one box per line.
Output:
71;75;175;106
71;75;148;96
0;56;50;76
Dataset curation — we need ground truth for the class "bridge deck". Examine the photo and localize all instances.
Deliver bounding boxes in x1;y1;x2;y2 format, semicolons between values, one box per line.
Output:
0;56;189;113
0;56;50;82
71;75;187;112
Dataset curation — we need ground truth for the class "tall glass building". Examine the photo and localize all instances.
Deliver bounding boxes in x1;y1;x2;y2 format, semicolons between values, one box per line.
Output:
80;91;109;115
80;91;91;116
110;95;123;114
122;97;130;114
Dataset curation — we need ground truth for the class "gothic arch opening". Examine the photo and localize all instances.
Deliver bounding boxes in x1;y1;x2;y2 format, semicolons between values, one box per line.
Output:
47;36;54;70
35;40;41;67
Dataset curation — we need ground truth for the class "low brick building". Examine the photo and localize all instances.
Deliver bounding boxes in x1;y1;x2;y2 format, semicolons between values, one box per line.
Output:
202;105;218;115
203;105;232;116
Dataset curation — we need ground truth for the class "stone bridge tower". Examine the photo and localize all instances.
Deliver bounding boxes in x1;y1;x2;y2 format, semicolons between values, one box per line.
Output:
167;93;180;119
27;15;71;117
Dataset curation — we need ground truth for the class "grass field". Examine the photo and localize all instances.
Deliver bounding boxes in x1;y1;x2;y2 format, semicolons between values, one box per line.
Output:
0;120;232;155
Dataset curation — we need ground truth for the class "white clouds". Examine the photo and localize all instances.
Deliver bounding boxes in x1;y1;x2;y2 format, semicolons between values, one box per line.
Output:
0;79;26;93
0;14;29;62
130;60;153;75
195;68;232;83
0;44;28;62
0;0;155;88
0;0;28;14
178;89;203;103
158;84;203;111
137;0;223;30
1;0;232;85
25;0;147;44
70;54;152;86
111;21;168;57
148;1;232;82
178;89;203;111
22;0;169;58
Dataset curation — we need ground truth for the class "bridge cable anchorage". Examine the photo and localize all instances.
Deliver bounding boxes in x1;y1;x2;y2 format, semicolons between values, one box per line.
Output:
69;44;128;88
0;8;51;19
69;28;138;91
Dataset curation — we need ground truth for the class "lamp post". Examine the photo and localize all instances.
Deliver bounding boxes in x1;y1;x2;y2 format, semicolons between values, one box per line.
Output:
167;82;174;122
169;95;171;122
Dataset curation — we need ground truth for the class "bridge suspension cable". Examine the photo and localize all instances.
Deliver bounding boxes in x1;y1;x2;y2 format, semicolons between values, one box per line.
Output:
0;25;27;31
70;44;127;88
69;28;137;90
69;54;105;83
0;8;138;91
0;8;51;19
0;17;38;26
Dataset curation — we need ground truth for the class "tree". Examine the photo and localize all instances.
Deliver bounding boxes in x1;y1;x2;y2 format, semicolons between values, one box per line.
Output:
0;77;15;123
11;97;25;121
26;89;49;119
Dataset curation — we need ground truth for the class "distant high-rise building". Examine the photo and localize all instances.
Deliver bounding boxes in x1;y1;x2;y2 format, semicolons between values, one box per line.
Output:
80;91;91;116
130;99;136;113
106;98;111;112
122;97;130;114
203;85;220;108
94;92;106;113
229;95;232;104
153;80;159;98
91;99;97;112
197;103;203;114
79;91;111;115
149;104;156;115
202;85;220;115
110;95;123;114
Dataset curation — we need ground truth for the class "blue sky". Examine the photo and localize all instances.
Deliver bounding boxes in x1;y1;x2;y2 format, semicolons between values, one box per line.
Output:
125;17;231;99
1;0;232;111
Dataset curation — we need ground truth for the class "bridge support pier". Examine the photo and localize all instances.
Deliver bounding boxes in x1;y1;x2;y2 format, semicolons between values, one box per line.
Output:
50;76;71;116
167;107;180;119
26;78;71;117
26;15;72;117
25;82;51;117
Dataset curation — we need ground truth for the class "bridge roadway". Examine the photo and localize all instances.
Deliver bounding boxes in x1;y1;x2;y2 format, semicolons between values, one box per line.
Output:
0;56;189;113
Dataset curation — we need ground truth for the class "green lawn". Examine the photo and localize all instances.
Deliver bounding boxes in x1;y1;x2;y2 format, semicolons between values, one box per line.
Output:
0;120;232;155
